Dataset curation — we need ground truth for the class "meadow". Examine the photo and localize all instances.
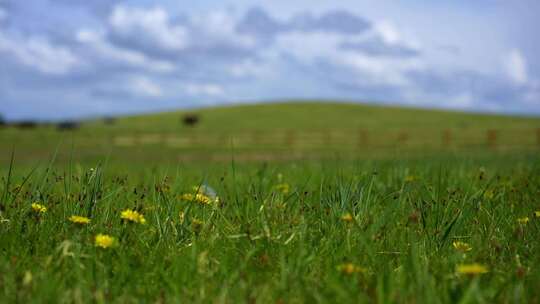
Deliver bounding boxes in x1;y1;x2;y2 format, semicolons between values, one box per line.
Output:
1;102;540;303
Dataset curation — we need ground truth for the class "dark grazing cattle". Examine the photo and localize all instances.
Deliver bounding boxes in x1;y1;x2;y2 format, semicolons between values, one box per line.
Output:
13;121;38;129
56;121;80;131
182;114;200;127
103;117;117;125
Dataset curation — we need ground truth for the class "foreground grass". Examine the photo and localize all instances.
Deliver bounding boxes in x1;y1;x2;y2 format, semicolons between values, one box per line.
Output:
1;156;540;303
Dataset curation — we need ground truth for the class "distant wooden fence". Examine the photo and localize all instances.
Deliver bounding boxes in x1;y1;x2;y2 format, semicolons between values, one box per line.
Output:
112;128;540;151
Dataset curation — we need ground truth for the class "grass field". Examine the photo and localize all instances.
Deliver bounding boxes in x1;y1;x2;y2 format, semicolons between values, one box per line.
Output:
1;102;540;303
1;102;539;165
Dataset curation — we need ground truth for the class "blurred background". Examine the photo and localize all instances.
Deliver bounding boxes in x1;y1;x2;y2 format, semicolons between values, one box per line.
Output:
0;0;539;165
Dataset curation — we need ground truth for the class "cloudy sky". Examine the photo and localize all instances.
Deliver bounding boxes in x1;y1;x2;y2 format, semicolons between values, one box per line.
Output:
0;0;539;120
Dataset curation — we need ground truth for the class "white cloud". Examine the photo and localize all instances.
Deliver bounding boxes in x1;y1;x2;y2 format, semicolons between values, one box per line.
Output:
504;49;528;85
374;20;400;44
184;83;225;97
109;5;189;51
76;29;174;72
0;32;79;75
106;6;256;54
229;59;272;78
129;76;163;97
401;88;475;109
191;10;257;49
105;6;257;60
273;31;348;63
337;51;424;86
274;30;424;87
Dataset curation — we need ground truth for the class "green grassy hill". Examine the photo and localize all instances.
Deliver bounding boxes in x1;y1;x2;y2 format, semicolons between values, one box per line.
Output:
1;101;539;165
110;101;539;132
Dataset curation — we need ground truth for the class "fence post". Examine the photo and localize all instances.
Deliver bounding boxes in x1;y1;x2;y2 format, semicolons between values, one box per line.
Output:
357;129;368;148
397;131;409;146
442;129;452;148
285;130;296;148
487;129;498;149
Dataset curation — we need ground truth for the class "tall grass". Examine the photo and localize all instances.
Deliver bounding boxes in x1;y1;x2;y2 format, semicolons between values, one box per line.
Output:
1;155;539;303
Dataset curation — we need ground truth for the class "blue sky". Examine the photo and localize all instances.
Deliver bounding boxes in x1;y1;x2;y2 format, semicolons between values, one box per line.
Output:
0;0;539;120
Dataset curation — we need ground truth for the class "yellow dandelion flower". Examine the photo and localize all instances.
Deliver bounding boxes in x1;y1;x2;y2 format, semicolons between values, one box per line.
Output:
404;175;417;182
120;209;146;224
31;203;47;214
68;215;91;225
179;193;192;201
337;263;366;275
483;190;494;200
452;241;472;252
456;263;488;275
179;193;217;205
517;217;529;225
273;183;290;195
22;271;33;286
535;211;540;218
341;213;354;223
94;234;115;249
179;211;185;224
